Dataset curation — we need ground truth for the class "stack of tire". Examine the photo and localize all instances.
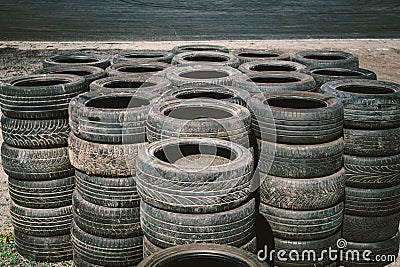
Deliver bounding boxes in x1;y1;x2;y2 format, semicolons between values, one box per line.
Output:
249;91;345;267
68;89;156;266
321;79;400;267
0;74;87;262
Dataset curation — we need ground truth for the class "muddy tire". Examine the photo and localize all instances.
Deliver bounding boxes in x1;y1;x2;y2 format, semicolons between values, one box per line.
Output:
172;44;229;54
113;50;174;63
239;60;307;74
43;54;111;69
106;61;170;79
172;51;240;68
292;50;359;68
234;49;291;64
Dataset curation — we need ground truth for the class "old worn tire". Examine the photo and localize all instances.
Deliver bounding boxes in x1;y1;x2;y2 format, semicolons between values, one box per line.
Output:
1;144;74;180
113;50;174;63
43;54;111;69
260;168;345;210
258;138;343;178
165;65;242;86
172;44;229;54
136;138;253;213
344;154;400;189
320;79;400;129
71;221;143;267
1;115;70;148
72;191;141;238
8;176;75;209
69;89;155;144
234;50;291;64
14;231;72;262
342;212;399;243
68;133;146;177
345;185;400;217
10;201;72;237
232;72;317;94
239;60;307;74
292;51;359;68
260;202;343;241
172;51;240;68
75;170;140;208
0;74;86;119
250;91;344;144
106;61;170;79
344;127;400;157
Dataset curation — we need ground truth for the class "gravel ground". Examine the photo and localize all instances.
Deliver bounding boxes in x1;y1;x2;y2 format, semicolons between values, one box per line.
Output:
0;40;399;266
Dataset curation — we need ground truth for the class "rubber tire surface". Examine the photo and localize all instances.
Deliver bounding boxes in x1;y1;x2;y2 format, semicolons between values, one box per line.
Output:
239;60;307;74
172;51;240;68
113;50;174;63
291;50;359;68
172;44;230;54
43;54;111;69
234;49;291;64
106;61;170;79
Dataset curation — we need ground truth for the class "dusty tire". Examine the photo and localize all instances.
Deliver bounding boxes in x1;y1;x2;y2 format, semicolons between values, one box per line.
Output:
344;127;400;157
69;89;155;144
1;115;70;148
14;231;72;262
136;138;253;213
68;133;146;177
258;138;343;178
172;44;229;54
165;65;242;87
8;176;75;209
43;54;111;69
1;144;74;180
250;91;344;144
72;191;141;238
0;74;86;119
320;79;400;129
75;170;140;208
234;49;291;64
260;168;345;210
260;202;343;241
113;50;174;63
172;51;240;68
292;50;359;68
232;72;316;94
106;61;170;79
239;60;307;74
71;221;143;267
344;154;400;189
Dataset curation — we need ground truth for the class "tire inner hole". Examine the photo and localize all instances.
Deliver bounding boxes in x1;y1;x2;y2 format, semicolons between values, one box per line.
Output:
239;52;279;58
103;81;156;88
53;57;97;63
49;70;92;76
337;85;394;94
313;69;362;76
177;92;233;100
13;79;69;86
250;65;296;72
267;98;327;109
183;55;228;62
117;66;164;73
123;54;163;58
179;71;229;79
86;96;149;109
303;55;347;60
251;77;300;84
165;106;232;119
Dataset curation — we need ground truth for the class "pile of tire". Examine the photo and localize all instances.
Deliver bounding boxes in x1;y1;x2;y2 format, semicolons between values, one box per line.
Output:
249;91;345;267
0;74;88;262
321;79;400;267
68;88;156;266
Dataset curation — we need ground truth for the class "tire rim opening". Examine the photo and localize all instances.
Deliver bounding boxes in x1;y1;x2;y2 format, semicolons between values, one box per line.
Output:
337;85;394;94
103;81;156;88
156;253;248;267
183;55;228;63
267;98;327;109
165;106;233;119
239;52;279;58
250;77;301;84
303;55;347;60
53;56;97;63
117;66;164;73
49;70;92;76
123;54;164;58
181;47;223;52
176;91;233;100
13;79;69;87
86;96;149;109
250;65;296;72
313;69;363;77
179;71;229;79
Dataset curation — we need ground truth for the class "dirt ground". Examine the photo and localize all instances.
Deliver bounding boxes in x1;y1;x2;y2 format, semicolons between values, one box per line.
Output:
0;40;399;266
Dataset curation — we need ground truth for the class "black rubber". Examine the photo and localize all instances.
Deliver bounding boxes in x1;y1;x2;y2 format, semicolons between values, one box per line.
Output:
8;175;75;209
234;49;291;63
345;184;400;217
68;133;146;177
138;243;268;267
146;99;251;147
75;170;140;208
250;91;344;144
341;232;399;267
69;88;155;144
72;191;141;238
165;65;242;87
344;154;400;189
89;74;171;95
71;221;143;267
258;138;343;178
292;51;359;68
172;44;230;54
239;60;307;74
10;201;72;237
1;115;70;148
344;127;400;157
43;54;111;69
14;231;72;262
1;144;74;180
172;51;240;68
342;212;399;243
260;168;345;210
136;138;254;213
260;202;343;241
232;72;317;94
320;79;400;130
113;50;174;63
106;61;170;79
0;74;86;119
